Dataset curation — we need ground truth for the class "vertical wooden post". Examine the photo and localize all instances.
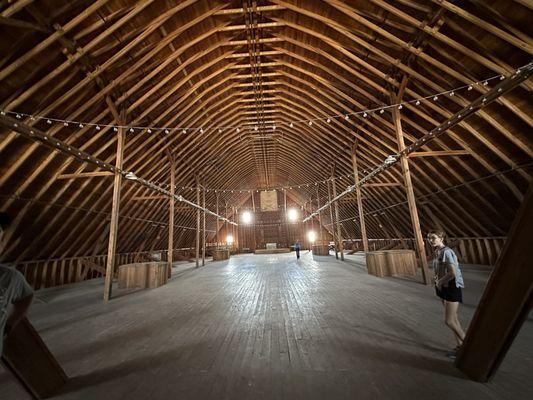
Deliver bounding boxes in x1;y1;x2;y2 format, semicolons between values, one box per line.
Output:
202;182;206;266
327;179;338;259
391;85;430;284
167;154;175;278
103;108;126;302
234;206;239;252
225;201;228;249
331;165;344;261
251;191;257;250
351;143;369;252
195;174;200;268
284;190;289;247
216;192;220;250
455;184;533;381
316;184;324;247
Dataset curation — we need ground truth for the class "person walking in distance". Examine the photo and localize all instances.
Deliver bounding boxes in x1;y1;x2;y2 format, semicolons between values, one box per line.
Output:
294;239;301;259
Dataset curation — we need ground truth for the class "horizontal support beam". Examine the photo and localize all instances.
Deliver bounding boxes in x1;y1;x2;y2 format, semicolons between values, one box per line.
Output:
56;171;113;179
363;182;402;187
408;150;471;157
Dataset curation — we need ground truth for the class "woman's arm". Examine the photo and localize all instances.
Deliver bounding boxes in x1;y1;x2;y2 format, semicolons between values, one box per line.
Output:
436;263;456;289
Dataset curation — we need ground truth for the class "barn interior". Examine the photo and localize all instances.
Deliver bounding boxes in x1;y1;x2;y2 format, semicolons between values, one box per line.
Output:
0;1;532;399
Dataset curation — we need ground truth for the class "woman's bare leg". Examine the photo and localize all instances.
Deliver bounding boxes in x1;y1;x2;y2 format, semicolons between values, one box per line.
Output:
444;301;465;346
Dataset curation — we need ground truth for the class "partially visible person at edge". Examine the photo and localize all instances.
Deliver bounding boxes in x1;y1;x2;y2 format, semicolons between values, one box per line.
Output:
428;230;465;360
0;212;34;356
294;239;301;259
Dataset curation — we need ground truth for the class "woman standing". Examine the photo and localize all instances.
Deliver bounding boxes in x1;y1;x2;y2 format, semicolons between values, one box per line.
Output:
427;231;466;359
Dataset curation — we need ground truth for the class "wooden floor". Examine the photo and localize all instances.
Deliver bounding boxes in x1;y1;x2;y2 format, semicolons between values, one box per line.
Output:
1;252;532;399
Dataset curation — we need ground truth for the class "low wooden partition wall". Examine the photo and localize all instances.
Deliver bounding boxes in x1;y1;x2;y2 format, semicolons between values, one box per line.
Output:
10;247;195;291
347;237;505;266
312;245;330;256
118;262;168;289
366;250;418;278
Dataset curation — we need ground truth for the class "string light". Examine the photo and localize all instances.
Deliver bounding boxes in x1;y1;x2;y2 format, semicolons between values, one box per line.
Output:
0;68;521;140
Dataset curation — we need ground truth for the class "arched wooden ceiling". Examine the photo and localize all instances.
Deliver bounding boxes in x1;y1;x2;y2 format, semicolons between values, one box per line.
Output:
0;0;532;263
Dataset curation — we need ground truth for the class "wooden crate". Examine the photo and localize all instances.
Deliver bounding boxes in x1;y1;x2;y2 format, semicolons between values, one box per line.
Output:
118;262;167;289
212;249;230;261
312;245;330;256
366;250;417;278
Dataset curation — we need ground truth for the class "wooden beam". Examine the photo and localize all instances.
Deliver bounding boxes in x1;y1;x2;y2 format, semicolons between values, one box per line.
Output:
408;150;471;157
352;144;369;252
56;171;113;179
331;164;344;261
167;154;175;278
391;80;431;285
456;183;533;381
103;108;125;301
195;173;200;268
363;182;402;187
316;185;324;246
131;195;167;201
327;178;338;258
216;192;220;249
202;183;206;267
0;16;49;32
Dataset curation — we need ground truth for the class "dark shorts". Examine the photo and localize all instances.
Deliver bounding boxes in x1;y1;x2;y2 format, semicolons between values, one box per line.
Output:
436;284;463;303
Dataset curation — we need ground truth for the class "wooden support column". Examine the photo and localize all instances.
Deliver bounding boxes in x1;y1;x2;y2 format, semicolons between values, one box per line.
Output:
216;192;220;250
195;174;200;268
251;191;257;250
316;184;324;246
327;179;338;258
284;190;289;246
456;184;533;381
167;154;175;278
202;183;206;266
103;107;125;302
351;143;369;253
391;83;431;284
331;165;344;261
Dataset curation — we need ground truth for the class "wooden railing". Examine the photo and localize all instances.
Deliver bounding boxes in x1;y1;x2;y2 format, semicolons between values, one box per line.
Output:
343;237;506;266
11;248;195;291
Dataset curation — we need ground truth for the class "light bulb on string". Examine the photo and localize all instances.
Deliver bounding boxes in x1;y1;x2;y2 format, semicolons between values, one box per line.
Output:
380;109;385;114
96;125;100;130
326;118;331;123
47;119;52;124
79;123;84;128
398;104;403;110
468;85;473;90
289;122;293;128
433;96;439;101
64;122;69;126
182;129;186;134
147;128;151;133
344;114;349;120
308;121;312;126
363;112;367;118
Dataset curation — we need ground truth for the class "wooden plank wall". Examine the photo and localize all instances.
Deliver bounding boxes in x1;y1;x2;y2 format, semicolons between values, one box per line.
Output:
12;247;195;291
346;237;505;266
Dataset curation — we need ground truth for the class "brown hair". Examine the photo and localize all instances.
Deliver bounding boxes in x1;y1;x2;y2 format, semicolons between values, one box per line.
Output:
427;230;446;240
